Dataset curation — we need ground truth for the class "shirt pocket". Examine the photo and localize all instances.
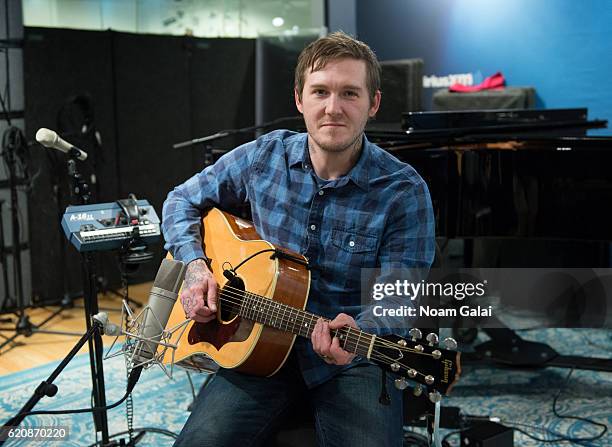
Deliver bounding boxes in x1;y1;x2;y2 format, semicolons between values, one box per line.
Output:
331;228;378;254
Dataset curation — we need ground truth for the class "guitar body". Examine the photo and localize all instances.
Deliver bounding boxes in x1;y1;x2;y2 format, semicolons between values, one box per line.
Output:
164;207;310;376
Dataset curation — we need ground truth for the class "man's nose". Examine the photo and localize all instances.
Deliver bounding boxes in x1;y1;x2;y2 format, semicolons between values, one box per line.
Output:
325;94;342;116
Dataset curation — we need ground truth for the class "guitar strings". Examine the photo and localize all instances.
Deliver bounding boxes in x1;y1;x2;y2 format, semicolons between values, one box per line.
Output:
218;283;437;357
204;285;441;379
192;287;437;380
218;285;385;355
217;284;438;359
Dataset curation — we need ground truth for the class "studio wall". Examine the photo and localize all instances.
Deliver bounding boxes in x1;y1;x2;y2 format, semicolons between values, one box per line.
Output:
24;28;255;303
355;0;612;132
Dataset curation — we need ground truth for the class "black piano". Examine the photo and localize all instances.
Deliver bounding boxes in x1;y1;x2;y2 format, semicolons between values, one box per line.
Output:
367;108;612;374
367;108;612;267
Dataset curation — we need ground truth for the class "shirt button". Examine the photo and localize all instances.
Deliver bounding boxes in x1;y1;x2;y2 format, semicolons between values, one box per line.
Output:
349;240;355;247
318;190;324;196
310;224;316;231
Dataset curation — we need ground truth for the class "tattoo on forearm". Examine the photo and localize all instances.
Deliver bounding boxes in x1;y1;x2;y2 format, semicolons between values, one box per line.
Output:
182;260;212;317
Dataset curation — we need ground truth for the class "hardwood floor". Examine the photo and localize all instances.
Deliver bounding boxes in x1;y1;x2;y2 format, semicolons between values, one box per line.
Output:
0;282;153;376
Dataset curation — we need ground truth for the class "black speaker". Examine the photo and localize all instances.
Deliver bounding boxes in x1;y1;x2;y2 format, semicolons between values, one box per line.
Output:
460;421;513;447
377;58;424;123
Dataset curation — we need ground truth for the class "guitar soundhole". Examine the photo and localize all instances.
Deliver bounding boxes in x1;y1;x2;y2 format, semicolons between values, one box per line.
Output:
220;274;245;322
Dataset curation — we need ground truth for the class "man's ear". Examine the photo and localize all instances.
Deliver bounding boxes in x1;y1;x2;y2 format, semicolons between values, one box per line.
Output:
368;90;381;118
294;88;304;114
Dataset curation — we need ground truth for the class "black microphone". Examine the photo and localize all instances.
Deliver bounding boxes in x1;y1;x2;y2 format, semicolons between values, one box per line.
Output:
35;128;88;161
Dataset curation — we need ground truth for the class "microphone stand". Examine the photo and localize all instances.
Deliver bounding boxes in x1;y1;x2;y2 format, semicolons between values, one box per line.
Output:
66;158;115;446
0;315;106;442
172;115;304;149
7;158;155;446
0;132;77;355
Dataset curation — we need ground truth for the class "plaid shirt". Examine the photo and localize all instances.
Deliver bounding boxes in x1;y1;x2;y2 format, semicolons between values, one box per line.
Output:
162;130;435;387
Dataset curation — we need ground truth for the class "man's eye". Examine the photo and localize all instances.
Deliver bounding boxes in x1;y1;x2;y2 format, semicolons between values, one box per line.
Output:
314;90;327;96
344;91;358;97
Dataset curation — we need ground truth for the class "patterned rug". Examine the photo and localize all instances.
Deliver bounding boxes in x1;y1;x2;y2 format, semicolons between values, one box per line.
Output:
0;329;610;446
0;351;209;446
430;328;612;446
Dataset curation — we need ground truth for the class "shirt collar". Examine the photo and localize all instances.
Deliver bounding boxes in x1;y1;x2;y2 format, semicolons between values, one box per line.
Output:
287;132;371;191
346;134;371;191
288;133;309;169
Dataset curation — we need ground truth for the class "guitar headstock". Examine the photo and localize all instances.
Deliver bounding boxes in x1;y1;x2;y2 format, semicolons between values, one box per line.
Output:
370;330;461;397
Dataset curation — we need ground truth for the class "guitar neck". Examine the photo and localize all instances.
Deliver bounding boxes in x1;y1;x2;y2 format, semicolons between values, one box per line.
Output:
217;278;460;396
219;288;375;359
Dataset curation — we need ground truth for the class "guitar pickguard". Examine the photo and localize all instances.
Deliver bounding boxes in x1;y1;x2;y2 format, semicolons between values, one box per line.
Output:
188;317;255;350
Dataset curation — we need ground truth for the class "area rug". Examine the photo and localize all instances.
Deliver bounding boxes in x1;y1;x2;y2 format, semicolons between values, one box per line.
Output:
0;350;209;446
1;329;611;446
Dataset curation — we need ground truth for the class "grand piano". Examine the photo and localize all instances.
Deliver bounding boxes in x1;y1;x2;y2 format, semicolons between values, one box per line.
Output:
365;107;612;374
367;108;612;267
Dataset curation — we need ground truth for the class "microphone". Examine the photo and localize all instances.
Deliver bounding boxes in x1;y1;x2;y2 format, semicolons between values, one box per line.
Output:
132;258;187;366
35;127;88;161
103;258;188;377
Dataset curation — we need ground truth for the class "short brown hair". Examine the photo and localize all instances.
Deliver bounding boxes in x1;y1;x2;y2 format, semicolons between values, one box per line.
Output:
294;31;381;103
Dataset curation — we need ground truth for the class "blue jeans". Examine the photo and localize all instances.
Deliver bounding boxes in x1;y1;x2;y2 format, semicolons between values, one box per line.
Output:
174;355;403;447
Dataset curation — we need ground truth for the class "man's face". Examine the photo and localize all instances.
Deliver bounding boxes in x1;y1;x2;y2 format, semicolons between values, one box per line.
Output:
295;58;381;154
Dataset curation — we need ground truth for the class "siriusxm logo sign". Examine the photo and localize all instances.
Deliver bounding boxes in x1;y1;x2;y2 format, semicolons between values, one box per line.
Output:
423;72;481;88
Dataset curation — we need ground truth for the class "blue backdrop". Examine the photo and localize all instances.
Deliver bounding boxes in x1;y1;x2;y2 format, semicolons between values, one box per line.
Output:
356;0;612;132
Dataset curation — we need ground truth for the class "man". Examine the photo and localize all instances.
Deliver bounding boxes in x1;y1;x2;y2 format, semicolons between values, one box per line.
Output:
162;31;435;447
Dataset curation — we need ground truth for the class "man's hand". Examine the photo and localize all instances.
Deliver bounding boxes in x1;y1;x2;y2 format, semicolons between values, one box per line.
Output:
180;258;218;323
311;313;358;365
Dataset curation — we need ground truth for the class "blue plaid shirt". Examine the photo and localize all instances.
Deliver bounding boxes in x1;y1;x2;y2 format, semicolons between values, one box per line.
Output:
162;130;435;387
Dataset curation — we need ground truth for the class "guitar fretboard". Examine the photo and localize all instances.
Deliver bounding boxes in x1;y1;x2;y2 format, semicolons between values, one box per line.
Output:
219;288;374;359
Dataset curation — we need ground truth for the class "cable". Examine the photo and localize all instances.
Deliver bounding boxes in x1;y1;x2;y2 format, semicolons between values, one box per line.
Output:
403;430;429;447
123;251;135;443
441;429;462;446
229;248;276;273
87;426;179;447
7;366;143;419
579;331;612;354
456;367;608;445
185;370;196;402
499;421;601;446
121;267;135;443
546;367;607;443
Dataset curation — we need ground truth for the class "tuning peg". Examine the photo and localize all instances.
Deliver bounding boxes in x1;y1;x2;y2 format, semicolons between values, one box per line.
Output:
443;337;458;350
407;369;417;378
394;378;408;390
409;328;422;341
397;339;407;347
426;333;439;346
391;363;400;372
413;384;423;396
428;391;442;403
425;375;435;385
432;349;441;360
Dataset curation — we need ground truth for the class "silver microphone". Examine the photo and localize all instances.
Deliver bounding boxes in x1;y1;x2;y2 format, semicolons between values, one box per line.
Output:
103;259;203;381
35;127;88;161
132;258;186;365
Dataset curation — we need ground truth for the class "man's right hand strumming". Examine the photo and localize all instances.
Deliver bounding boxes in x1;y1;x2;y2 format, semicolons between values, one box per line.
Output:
180;258;218;323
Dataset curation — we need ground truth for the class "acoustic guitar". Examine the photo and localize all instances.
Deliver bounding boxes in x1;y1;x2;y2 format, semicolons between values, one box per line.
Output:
163;207;461;395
